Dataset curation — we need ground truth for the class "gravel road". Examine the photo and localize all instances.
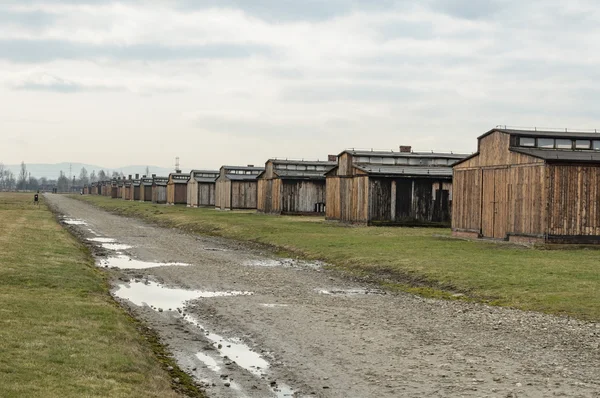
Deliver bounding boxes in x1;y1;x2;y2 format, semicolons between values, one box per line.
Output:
46;194;600;398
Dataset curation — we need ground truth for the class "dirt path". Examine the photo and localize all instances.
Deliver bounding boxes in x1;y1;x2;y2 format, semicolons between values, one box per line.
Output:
46;194;600;398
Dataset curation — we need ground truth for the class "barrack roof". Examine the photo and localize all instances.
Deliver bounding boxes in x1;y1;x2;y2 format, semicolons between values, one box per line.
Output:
512;147;600;162
340;149;469;159
354;165;454;177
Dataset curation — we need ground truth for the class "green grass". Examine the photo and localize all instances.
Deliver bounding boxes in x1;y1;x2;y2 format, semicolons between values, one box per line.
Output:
0;193;203;398
76;195;600;321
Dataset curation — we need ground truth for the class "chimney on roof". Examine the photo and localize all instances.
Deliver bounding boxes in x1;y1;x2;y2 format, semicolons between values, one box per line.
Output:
128;174;132;179
328;154;337;162
152;174;156;178
247;164;254;167
400;145;412;153
176;169;181;173
142;175;146;178
135;173;139;179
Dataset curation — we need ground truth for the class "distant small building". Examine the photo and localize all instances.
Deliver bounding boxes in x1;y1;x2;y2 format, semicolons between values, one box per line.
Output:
152;176;169;204
215;166;264;210
131;175;141;201
187;170;219;207
123;176;133;200
453;127;600;243
257;159;336;215
140;176;153;202
326;148;469;225
167;173;189;205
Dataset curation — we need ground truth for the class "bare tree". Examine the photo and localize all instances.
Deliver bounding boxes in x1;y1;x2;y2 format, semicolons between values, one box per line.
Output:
4;170;16;191
79;167;89;186
90;170;97;183
28;176;39;192
57;171;69;192
17;161;27;190
98;170;107;181
111;171;120;178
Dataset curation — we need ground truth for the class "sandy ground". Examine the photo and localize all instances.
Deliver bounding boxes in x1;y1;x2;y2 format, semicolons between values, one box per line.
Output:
46;194;600;398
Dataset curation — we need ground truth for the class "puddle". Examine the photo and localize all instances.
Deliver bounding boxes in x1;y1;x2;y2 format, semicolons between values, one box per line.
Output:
261;304;289;308
99;255;191;269
102;243;133;251
113;281;253;311
185;315;295;397
88;237;116;243
317;288;385;296
244;258;323;270
88;229;99;236
62;218;87;225
195;352;221;372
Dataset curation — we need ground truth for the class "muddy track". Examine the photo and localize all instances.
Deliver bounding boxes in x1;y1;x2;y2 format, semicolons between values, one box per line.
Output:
46;194;600;398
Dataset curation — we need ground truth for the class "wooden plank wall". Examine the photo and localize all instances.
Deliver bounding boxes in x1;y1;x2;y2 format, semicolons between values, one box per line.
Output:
187;180;198;206
281;180;326;213
152;186;167;204
509;165;546;236
231;181;258;209
215;180;231;209
451;169;481;231
257;179;270;213
174;184;187;204
326;176;369;222
198;183;216;206
143;186;152;202
548;164;600;236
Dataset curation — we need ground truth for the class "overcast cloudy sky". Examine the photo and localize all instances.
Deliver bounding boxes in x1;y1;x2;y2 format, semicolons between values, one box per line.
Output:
1;0;599;170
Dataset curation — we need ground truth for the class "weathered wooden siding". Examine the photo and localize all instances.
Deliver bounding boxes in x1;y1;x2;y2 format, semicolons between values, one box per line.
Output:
547;164;600;237
141;186;152;202
215;180;231;209
337;153;353;176
508;165;546;236
257;179;270;213
152;186;167;204
451;169;481;232
187;180;198;207
231;181;258;209
198;183;216;206
132;186;141;201
326;176;369;222
456;131;543;169
281;180;326;214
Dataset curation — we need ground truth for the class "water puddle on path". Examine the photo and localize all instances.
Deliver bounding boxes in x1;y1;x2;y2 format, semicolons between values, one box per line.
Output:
317;288;385;296
113;281;253;311
88;237;115;243
99;255;191;269
261;304;289;308
185;315;295;398
195;352;221;373
101;243;133;251
244;258;323;270
62;218;87;225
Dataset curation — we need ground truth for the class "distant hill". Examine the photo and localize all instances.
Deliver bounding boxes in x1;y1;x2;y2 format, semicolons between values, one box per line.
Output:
3;162;179;180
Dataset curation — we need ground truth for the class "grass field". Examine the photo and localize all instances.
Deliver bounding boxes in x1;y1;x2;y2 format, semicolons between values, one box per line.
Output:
74;194;600;321
0;193;203;398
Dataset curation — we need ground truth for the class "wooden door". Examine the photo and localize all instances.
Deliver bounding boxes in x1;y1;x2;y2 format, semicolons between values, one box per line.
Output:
481;168;509;239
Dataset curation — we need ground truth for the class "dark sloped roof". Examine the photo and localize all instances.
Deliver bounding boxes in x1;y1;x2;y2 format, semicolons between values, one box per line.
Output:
274;170;328;179
484;128;600;140
226;174;261;181
354;165;453;177
194;177;218;183
341;149;469;160
511;148;600;162
221;166;265;172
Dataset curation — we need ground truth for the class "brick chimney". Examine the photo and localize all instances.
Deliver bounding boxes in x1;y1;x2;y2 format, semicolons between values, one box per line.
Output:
399;145;412;153
135;173;139;179
247;165;254;167
328;154;337;162
128;174;132;179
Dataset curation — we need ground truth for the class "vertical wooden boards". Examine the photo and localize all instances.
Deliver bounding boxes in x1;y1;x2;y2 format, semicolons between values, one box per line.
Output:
215;180;231;209
231;181;258;209
368;178;392;222
197;183;215;206
325;176;340;219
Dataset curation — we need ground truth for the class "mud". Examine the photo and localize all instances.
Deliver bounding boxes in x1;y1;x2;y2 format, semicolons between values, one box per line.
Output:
46;195;600;398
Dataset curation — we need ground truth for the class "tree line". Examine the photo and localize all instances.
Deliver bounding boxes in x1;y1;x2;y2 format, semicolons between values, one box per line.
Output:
0;162;125;192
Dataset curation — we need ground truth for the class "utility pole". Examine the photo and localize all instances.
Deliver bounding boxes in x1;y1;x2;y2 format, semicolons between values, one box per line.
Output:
68;163;72;191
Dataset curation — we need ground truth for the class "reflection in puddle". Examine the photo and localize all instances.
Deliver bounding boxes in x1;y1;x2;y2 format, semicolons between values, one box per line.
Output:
113;281;253;310
99;255;191;269
102;243;133;250
261;304;289;308
318;288;385;296
88;237;115;243
185;315;295;397
244;258;323;270
62;218;87;225
195;352;221;372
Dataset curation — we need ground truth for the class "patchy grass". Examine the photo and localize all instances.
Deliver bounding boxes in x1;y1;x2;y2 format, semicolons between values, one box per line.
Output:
0;193;203;398
76;195;600;321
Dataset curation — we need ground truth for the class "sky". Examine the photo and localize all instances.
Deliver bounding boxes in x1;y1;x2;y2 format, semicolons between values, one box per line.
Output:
1;0;599;170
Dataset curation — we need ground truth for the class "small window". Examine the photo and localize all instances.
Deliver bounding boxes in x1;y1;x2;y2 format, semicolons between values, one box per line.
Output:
370;157;383;164
538;138;554;148
555;139;572;149
576;140;591;149
593;141;600;150
307;165;316;171
519;137;535;147
382;157;395;165
408;158;420;165
395;157;408;165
